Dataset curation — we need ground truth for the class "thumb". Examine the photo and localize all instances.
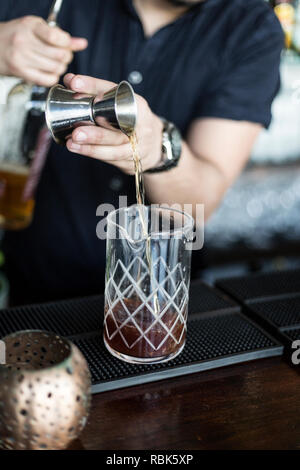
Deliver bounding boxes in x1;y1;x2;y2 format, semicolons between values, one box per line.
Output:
68;75;117;96
70;37;88;52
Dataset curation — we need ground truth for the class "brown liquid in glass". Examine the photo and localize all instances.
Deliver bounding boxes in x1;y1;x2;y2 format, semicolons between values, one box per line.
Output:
104;298;186;359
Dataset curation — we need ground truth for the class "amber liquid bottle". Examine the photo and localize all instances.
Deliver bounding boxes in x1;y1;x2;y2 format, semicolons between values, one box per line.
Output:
0;84;51;230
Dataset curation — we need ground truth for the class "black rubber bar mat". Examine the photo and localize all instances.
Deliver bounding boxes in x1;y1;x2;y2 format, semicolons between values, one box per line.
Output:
245;296;300;347
0;295;102;339
281;328;300;343
216;269;300;305
0;281;282;393
188;280;240;315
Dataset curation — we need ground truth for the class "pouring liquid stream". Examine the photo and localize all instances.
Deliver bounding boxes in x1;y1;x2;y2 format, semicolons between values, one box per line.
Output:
129;133;160;317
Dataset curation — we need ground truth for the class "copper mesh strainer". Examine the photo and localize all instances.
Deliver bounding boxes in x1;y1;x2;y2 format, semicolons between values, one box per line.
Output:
0;330;91;450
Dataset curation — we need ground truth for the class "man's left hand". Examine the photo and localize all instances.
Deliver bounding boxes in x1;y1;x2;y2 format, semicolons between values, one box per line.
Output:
64;74;163;174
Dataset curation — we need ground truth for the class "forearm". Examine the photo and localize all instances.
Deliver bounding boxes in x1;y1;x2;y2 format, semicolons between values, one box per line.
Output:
144;141;228;221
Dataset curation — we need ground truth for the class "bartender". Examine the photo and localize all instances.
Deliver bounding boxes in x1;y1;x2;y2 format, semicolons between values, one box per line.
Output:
0;0;283;305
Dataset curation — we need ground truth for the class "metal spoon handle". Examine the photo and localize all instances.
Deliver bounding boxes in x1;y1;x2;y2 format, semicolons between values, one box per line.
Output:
47;0;64;27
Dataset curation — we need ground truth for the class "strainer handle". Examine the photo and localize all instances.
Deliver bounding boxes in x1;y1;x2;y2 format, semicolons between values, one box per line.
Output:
47;0;64;27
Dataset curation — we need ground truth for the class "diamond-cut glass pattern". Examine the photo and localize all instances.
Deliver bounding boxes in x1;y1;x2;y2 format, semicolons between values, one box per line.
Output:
104;256;189;359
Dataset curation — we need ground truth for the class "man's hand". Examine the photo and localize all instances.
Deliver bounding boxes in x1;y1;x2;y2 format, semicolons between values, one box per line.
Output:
64;74;163;174
0;17;88;87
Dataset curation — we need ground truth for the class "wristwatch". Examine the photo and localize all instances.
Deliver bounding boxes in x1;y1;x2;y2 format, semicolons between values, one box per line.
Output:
145;118;182;173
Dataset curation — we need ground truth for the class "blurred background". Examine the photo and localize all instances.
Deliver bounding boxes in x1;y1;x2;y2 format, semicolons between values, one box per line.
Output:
196;0;300;283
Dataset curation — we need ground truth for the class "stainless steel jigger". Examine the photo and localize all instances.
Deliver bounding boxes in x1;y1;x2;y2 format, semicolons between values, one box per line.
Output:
45;81;137;145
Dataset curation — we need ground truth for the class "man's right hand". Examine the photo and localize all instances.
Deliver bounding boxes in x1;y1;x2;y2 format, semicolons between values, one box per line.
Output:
0;16;88;87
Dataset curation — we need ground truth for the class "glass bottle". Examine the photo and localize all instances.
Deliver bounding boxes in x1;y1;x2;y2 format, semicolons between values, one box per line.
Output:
0;0;63;230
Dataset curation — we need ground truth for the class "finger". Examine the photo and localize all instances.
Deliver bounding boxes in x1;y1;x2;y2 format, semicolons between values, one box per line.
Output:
28;51;67;75
32;39;73;63
68;74;116;96
72;126;129;146
117;161;136;175
24;68;59;87
70;37;88;52
66;139;133;161
34;21;72;48
63;73;75;88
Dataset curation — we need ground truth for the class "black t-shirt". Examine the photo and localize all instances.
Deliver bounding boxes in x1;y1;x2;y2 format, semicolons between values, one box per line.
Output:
1;0;283;304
